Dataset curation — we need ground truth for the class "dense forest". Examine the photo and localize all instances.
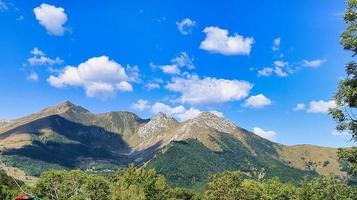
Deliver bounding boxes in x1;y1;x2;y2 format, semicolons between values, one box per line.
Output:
1;166;356;200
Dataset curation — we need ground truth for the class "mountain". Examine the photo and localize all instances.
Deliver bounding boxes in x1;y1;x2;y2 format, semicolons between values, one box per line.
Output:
0;101;346;190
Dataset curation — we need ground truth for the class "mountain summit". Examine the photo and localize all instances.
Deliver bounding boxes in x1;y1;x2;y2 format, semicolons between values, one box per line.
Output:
0;101;346;189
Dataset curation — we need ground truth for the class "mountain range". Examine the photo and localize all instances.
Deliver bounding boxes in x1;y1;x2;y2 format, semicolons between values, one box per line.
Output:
0;101;347;190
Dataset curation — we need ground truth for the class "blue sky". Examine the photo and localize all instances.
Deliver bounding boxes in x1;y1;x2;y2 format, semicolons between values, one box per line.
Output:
0;0;354;147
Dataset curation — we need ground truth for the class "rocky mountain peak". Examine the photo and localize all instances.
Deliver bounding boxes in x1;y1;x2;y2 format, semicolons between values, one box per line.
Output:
137;112;178;140
188;111;238;134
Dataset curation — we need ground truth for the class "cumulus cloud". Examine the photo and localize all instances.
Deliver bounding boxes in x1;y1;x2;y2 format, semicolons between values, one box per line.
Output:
26;72;39;81
200;26;254;55
272;37;281;51
293;103;305;111
253;127;277;142
25;48;63;66
307;100;336;113
33;3;68;36
47;56;136;98
244;94;272;108
165;74;252;104
302;59;327;68
132;99;150;111
176;18;196;35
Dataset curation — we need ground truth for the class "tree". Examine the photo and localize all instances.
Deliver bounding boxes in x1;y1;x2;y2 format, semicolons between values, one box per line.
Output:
110;165;168;200
32;170;110;200
0;170;22;200
330;0;357;175
203;171;243;200
298;176;356;200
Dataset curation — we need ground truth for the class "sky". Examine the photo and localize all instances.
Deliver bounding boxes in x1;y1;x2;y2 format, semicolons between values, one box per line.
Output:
0;0;354;147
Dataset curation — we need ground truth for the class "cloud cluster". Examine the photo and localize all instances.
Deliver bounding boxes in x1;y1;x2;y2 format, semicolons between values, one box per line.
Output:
257;60;289;77
244;94;272;108
132;100;223;121
176;18;196;35
152;52;194;75
33;3;67;36
165;74;252;104
200;26;254;55
293;100;336;113
253;127;277;142
26;48;63;66
48;56;137;98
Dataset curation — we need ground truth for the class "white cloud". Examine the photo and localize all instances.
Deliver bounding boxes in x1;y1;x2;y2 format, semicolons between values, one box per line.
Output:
257;60;290;78
117;81;133;92
26;72;39;81
272;37;281;51
257;67;273;77
176;18;196;35
151;102;185;116
151;102;223;121
293;103;305;111
274;67;288;77
153;52;194;75
274;60;288;68
26;48;63;66
253;127;277;142
209;110;224;118
0;0;8;11
307;100;336;113
33;3;67;36
244;94;272;108
200;26;254;55
175;107;202;121
132;99;150;111
145;82;160;90
331;130;349;136
302;59;327;68
47;56;136;98
160;65;181;75
166;74;252;104
171;52;194;69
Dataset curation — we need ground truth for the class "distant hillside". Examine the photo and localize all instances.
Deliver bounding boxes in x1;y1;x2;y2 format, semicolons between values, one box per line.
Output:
0;101;347;189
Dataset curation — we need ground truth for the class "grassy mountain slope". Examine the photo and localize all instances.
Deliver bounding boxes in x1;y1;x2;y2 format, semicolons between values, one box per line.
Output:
0;102;347;190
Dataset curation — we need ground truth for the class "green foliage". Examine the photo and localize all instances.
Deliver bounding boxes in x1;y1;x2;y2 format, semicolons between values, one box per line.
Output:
203;171;243;200
298;176;357;200
0;170;23;200
330;0;357;177
147;139;317;191
338;147;357;175
203;171;357;200
32;170;110;200
1;166;356;200
110;165;168;200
